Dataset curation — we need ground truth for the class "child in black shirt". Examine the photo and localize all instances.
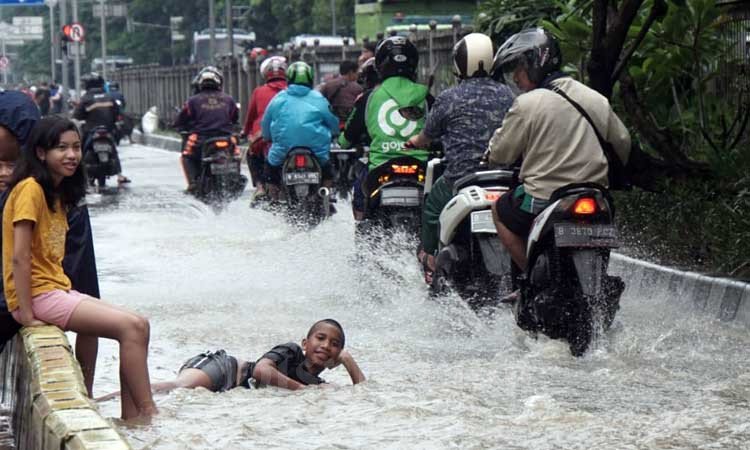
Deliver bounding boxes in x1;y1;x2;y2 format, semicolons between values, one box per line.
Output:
98;319;365;399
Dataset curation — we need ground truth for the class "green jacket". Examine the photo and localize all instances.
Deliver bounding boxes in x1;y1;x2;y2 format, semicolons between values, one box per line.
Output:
365;77;430;169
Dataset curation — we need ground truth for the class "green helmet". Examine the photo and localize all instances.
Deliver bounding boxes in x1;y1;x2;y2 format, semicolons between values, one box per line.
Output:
286;61;314;87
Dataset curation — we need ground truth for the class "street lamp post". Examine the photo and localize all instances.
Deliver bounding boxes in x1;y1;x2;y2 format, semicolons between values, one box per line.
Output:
100;0;107;79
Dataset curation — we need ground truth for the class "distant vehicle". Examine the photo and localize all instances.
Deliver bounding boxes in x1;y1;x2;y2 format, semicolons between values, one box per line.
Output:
283;34;355;51
192;28;256;63
91;56;134;74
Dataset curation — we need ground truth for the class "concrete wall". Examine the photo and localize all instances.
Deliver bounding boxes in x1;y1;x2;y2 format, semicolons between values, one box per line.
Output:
0;327;131;449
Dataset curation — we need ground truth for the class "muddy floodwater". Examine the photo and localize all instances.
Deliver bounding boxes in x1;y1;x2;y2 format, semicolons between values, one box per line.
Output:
83;143;750;449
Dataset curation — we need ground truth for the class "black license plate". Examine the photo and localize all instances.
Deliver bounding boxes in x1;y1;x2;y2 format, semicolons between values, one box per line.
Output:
554;223;619;248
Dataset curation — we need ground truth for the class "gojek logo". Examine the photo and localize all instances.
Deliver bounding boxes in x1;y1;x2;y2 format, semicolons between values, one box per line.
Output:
377;99;418;152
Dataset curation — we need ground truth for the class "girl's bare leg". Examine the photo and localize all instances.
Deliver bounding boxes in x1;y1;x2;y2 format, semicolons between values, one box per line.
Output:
75;335;98;397
66;298;157;420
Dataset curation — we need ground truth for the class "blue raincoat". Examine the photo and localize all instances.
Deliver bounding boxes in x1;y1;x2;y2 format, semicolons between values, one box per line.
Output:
262;84;339;167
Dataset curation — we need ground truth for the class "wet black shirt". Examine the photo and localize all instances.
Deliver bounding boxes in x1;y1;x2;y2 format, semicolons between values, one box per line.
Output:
73;88;119;136
249;342;325;387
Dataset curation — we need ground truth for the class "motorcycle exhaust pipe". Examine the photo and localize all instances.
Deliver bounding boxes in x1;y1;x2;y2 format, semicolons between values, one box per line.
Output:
318;187;331;217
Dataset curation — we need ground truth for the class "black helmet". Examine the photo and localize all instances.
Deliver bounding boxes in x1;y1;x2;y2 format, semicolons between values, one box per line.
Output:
357;57;380;90
374;36;419;81
490;28;562;87
453;33;494;79
82;72;105;90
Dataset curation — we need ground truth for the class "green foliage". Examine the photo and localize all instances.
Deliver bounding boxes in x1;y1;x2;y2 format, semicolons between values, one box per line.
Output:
247;0;355;47
477;0;563;42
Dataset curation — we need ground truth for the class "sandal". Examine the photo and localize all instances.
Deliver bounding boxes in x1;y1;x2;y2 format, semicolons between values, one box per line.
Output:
417;249;435;285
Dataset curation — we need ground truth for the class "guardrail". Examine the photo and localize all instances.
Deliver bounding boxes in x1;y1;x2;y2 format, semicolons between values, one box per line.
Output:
0;326;131;449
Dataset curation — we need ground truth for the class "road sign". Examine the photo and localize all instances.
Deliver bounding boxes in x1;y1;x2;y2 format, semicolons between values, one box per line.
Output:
0;57;9;70
0;0;45;5
67;22;85;43
11;16;43;40
93;3;127;18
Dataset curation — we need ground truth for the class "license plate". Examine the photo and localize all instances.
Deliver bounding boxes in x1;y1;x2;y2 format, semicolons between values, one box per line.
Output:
554;223;619;248
93;143;111;152
471;210;496;233
285;171;320;185
210;163;235;175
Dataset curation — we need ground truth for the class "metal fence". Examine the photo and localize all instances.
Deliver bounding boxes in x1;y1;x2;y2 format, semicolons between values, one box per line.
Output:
111;30;461;127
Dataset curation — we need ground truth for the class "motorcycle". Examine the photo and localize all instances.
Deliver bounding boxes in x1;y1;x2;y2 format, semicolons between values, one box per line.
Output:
428;160;516;305
361;154;427;234
329;141;357;200
512;183;625;356
193;135;247;204
83;126;121;190
280;147;333;225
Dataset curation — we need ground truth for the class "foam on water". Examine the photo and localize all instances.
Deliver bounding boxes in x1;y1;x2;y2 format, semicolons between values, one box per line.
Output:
83;144;750;449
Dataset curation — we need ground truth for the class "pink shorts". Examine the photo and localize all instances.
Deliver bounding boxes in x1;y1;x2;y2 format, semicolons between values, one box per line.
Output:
11;289;87;329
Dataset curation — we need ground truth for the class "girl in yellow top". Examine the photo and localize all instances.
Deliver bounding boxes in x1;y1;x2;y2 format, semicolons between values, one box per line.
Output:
2;116;157;421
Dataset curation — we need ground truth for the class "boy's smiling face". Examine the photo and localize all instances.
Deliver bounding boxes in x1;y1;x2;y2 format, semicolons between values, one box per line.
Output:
0;126;20;191
302;322;344;370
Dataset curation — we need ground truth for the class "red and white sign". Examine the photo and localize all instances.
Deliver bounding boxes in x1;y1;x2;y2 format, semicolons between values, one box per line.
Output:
0;57;9;70
67;22;85;43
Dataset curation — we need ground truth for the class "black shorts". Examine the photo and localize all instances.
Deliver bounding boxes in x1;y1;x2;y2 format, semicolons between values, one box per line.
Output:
495;190;537;238
265;162;334;185
179;350;238;392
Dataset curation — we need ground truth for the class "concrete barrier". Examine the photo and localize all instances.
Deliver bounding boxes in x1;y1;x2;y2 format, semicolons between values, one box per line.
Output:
0;326;131;449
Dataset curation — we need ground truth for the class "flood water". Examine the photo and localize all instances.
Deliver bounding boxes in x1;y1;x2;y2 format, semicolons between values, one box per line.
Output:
86;143;750;449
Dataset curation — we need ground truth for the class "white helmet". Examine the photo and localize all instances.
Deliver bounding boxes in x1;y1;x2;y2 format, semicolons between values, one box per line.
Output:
197;66;223;90
260;56;288;81
452;33;494;79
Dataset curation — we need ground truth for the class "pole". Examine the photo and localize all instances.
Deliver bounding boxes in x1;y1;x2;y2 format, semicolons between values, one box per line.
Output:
49;3;57;82
208;0;215;64
60;0;69;93
100;0;107;79
330;0;336;36
2;38;7;85
72;0;81;99
226;0;234;59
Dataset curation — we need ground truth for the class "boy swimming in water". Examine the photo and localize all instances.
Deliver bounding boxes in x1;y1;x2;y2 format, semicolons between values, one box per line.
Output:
99;319;364;399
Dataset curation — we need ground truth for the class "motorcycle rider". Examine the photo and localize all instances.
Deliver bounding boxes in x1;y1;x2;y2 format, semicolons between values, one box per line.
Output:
487;28;630;284
349;36;431;221
261;61;339;200
319;60;363;125
405;33;515;282
108;81;126;111
73;73;129;184
173;66;239;192
242;56;288;200
338;57;380;219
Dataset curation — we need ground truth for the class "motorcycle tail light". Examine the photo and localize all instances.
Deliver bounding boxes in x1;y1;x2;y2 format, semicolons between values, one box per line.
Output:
295;155;307;168
214;140;229;148
572;197;597;215
391;164;418;175
485;191;502;202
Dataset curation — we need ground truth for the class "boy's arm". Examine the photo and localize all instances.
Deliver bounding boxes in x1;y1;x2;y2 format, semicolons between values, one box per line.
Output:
12;220;45;327
252;358;306;391
337;350;366;385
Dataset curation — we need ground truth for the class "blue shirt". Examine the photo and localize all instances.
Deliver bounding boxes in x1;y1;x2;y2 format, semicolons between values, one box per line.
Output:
423;78;514;181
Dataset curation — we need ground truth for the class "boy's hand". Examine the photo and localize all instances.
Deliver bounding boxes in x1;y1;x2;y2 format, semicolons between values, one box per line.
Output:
325;349;352;369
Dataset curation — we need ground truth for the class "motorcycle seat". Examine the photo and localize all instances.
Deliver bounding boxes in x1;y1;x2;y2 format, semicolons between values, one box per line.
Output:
452;169;516;195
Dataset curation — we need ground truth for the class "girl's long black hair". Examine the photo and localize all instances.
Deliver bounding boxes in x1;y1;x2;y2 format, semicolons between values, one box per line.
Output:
9;116;86;212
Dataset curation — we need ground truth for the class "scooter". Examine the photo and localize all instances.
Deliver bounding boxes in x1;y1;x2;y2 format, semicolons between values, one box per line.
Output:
280;147;333;225
512;183;625;356
83;126;121;190
428;159;516;305
194;135;247;204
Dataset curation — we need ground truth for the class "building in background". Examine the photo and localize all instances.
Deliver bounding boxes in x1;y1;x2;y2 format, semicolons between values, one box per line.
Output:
355;0;478;41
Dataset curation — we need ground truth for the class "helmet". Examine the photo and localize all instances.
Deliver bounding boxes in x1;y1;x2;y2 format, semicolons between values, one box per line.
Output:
357;57;380;90
82;72;105;90
260;56;288;81
490;28;562;88
286;61;314;87
197;66;223;90
452;33;494;79
374;36;419;81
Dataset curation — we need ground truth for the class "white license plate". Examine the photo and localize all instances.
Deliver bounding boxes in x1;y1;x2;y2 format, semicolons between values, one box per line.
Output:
554;223;619;247
470;210;496;233
93;143;111;152
210;163;235;175
285;172;320;185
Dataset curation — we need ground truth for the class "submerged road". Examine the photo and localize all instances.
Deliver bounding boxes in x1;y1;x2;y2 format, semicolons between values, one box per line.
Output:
86;143;750;449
